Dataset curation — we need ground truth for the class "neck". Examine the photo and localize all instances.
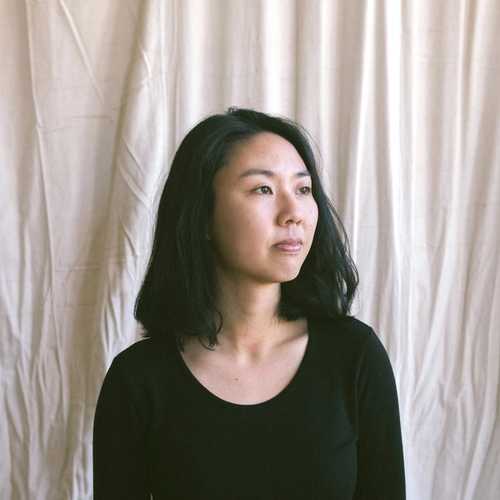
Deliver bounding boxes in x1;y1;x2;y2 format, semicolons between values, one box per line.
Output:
210;268;306;361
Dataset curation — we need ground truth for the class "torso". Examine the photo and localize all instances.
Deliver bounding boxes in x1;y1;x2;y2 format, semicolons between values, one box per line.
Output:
178;319;309;405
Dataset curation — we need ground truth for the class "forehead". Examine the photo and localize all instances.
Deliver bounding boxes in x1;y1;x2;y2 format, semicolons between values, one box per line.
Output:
217;132;307;183
226;132;303;166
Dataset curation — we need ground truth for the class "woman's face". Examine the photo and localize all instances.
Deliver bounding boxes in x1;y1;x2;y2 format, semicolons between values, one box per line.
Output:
208;132;319;285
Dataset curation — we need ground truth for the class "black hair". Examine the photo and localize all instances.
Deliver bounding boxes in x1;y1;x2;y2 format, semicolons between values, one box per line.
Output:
134;107;359;352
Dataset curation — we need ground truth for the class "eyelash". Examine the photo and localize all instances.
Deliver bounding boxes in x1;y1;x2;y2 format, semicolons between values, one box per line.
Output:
253;186;312;195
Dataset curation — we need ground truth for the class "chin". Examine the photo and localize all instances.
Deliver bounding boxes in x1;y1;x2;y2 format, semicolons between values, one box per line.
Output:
271;267;302;283
279;275;300;284
246;257;304;283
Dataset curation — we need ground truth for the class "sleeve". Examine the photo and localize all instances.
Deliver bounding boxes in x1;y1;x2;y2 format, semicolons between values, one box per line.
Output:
92;357;151;499
352;328;406;500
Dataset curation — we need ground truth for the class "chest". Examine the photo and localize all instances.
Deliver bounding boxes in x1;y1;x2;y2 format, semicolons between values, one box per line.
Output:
151;341;359;500
179;333;309;405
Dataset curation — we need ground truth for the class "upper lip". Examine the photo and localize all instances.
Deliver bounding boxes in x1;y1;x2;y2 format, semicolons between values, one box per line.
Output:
275;238;303;246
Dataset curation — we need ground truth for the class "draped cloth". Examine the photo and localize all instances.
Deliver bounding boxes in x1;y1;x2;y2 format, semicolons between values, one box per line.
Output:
1;1;499;499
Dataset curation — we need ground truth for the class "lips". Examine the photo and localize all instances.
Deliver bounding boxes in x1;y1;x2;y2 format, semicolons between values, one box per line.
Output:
275;238;303;246
274;238;303;252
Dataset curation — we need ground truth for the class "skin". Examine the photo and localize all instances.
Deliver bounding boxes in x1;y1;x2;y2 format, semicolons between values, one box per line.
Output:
203;131;319;366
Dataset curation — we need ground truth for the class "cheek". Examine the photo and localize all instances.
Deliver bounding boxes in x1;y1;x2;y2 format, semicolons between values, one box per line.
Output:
215;202;270;253
301;202;318;250
313;206;319;229
308;200;319;227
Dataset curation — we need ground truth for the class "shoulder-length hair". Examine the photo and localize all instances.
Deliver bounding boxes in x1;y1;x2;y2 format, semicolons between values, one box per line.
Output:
134;107;359;351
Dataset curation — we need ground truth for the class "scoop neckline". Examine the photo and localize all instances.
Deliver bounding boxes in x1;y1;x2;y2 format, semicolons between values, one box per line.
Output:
172;319;314;410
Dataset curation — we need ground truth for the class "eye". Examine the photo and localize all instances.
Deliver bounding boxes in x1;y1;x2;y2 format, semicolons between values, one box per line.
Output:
254;186;312;195
254;185;273;195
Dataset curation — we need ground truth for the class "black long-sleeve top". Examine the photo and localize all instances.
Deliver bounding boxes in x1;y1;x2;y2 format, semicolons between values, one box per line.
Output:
92;315;406;499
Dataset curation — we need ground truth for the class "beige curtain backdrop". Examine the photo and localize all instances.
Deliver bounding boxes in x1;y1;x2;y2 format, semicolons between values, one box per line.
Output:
1;0;499;499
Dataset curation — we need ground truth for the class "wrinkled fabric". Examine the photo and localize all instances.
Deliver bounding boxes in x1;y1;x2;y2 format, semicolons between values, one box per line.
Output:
1;1;499;499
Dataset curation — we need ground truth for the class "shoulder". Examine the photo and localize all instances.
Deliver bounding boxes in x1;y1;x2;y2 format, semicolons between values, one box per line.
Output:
311;315;391;373
313;314;376;350
107;335;177;384
96;335;179;418
114;335;169;362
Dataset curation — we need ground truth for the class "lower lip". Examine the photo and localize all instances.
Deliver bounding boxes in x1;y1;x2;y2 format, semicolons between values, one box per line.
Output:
274;243;302;253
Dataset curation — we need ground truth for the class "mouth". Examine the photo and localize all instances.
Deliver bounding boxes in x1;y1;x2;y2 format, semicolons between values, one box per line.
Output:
273;242;303;253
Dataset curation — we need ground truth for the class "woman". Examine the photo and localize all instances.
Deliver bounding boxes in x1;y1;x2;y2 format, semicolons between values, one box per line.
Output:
93;107;406;499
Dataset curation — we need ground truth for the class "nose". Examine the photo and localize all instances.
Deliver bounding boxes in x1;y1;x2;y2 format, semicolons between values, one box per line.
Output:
277;191;304;227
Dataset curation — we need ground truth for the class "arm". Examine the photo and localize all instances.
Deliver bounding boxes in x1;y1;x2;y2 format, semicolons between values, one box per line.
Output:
353;329;406;500
92;358;151;499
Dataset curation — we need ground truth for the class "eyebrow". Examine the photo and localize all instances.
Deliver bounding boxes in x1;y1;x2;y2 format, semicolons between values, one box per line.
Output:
238;168;311;180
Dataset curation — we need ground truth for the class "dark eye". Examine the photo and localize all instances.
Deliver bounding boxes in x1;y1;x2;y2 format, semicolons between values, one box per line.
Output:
254;186;273;195
253;185;312;195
